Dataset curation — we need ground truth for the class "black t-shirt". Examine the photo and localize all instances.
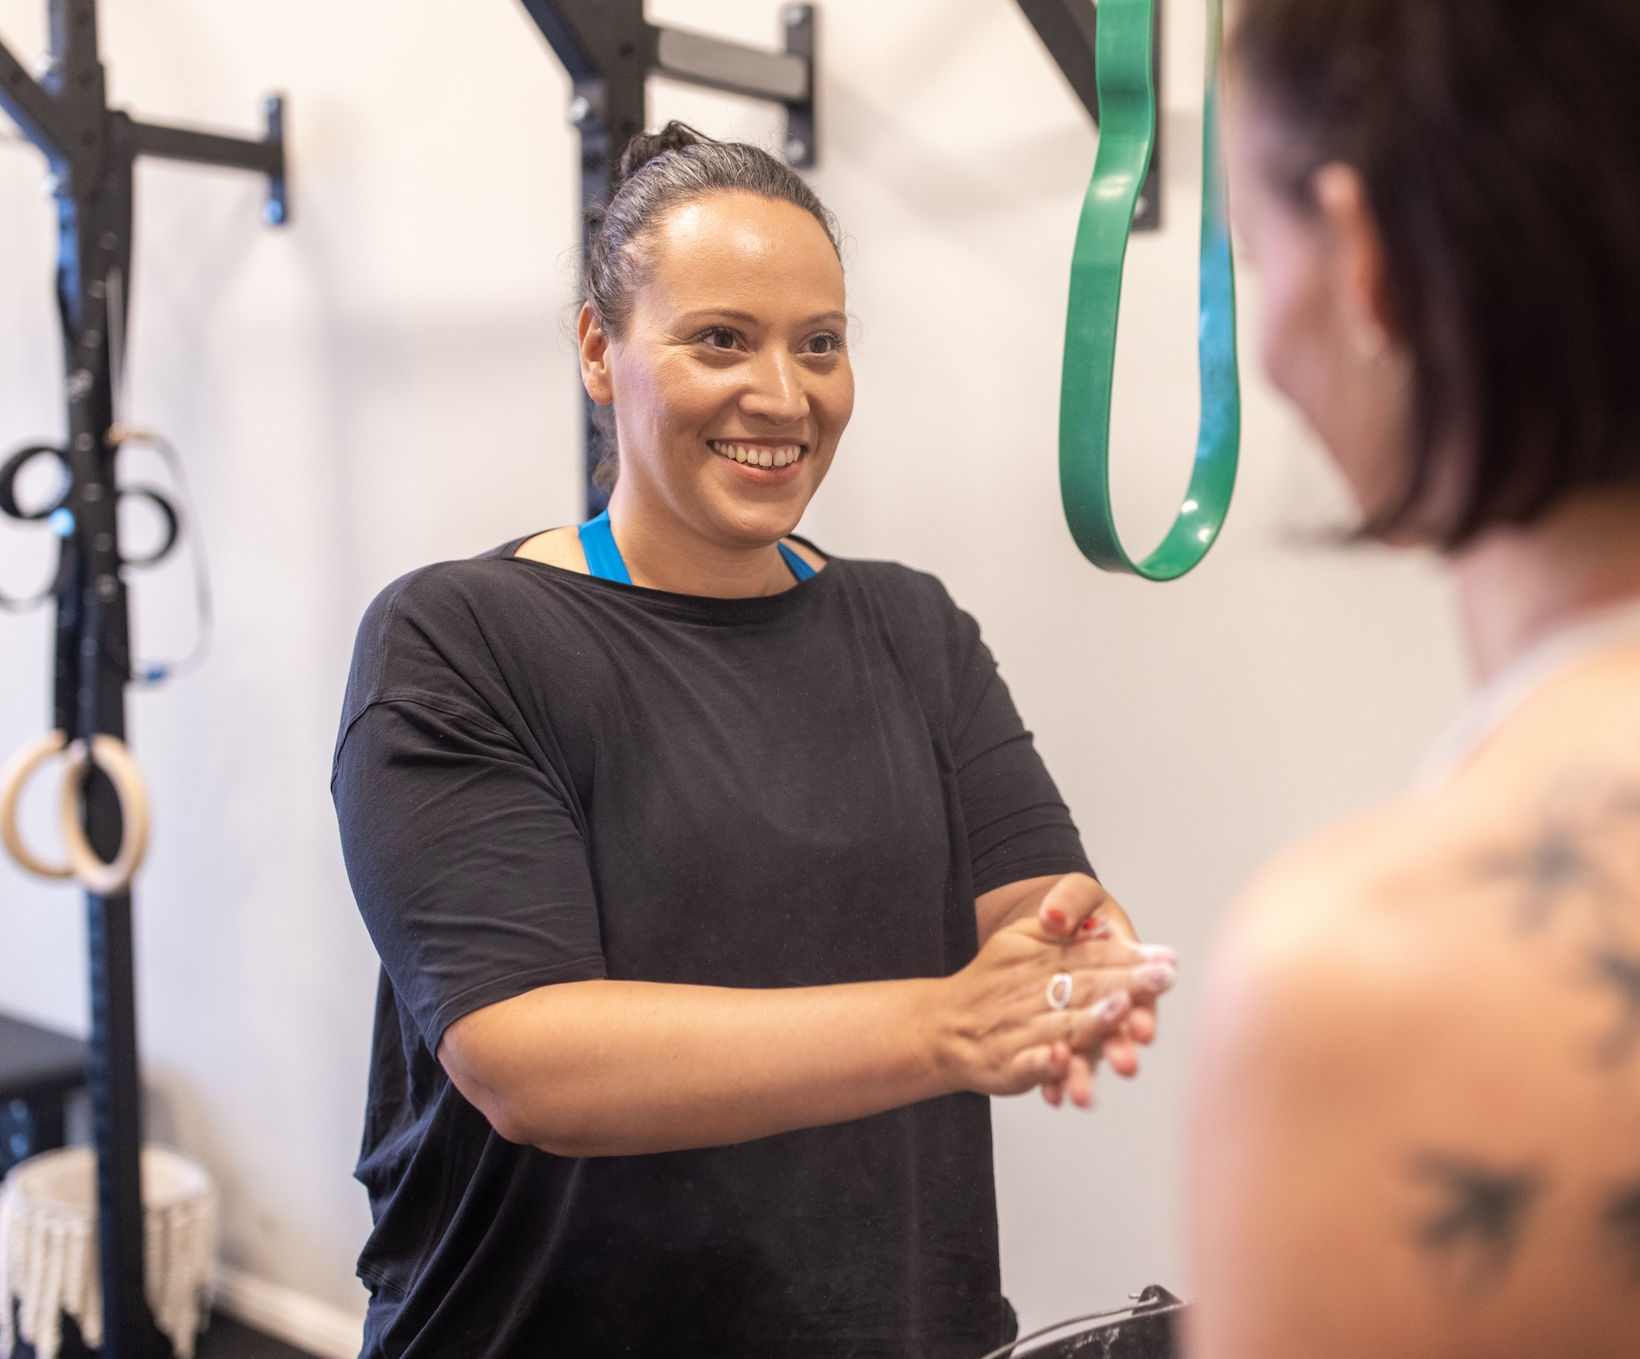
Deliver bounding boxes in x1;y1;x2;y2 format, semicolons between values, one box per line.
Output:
332;538;1092;1359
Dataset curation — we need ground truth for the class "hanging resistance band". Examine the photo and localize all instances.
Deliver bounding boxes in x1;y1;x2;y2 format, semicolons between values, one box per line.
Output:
577;511;816;585
1058;0;1240;581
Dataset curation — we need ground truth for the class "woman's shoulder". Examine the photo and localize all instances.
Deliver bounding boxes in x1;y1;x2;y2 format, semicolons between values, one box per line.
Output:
826;553;974;623
355;546;532;645
1193;672;1640;1356
1203;800;1456;1056
1218;644;1640;1008
1200;652;1640;1193
342;541;560;713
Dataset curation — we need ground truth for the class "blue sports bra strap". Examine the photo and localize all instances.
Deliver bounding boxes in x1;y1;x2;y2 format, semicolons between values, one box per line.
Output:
579;511;815;586
778;542;817;582
577;510;633;585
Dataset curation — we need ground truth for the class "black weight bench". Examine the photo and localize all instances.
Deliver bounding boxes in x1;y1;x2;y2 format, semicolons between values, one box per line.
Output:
0;1012;88;1176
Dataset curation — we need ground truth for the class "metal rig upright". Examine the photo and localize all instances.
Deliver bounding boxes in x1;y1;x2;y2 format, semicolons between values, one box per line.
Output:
0;2;287;1353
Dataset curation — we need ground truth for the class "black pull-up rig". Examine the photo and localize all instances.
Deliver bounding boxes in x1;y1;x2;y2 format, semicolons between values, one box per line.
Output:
0;2;287;1354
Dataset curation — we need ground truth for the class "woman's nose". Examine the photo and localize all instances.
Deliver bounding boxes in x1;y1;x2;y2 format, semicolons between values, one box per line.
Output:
741;350;808;424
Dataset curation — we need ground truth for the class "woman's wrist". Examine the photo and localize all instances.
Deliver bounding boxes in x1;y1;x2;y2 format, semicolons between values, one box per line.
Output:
919;972;979;1097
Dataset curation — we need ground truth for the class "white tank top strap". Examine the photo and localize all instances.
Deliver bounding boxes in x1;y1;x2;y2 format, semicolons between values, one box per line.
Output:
1416;596;1640;792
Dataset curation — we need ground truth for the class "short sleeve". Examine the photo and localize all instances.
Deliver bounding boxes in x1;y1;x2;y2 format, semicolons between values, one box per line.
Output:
948;619;1094;898
333;697;606;1053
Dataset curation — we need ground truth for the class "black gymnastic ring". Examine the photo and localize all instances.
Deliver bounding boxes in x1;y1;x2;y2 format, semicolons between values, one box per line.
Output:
0;444;71;522
117;485;181;568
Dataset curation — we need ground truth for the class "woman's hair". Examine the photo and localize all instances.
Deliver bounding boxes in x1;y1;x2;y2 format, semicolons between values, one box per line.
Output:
1231;0;1640;548
582;122;841;490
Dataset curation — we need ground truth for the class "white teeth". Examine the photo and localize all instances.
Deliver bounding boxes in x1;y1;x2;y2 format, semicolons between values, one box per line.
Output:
710;441;803;467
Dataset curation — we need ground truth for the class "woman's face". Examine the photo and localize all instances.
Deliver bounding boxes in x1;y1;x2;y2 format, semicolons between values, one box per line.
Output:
584;191;853;549
1221;72;1417;527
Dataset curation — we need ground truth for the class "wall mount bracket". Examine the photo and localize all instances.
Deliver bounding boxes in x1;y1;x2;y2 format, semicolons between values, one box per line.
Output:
1017;0;1163;232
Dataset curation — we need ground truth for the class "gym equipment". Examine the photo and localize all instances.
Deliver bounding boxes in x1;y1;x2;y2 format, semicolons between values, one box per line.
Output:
1057;0;1240;580
979;1285;1183;1358
0;4;287;1354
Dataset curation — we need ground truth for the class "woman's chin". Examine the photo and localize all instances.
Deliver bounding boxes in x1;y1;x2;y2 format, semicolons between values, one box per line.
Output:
703;462;818;535
705;493;808;547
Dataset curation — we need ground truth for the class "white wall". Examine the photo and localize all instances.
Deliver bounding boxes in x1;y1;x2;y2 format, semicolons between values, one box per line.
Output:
0;0;1468;1346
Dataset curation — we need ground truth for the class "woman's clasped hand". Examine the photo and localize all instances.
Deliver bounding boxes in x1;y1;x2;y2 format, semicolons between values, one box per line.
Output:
951;873;1176;1109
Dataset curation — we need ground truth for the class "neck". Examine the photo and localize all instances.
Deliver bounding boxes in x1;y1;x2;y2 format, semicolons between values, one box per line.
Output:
1450;488;1640;684
605;484;797;598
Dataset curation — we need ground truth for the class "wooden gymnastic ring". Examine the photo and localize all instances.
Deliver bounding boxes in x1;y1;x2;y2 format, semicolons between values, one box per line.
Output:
0;731;75;880
57;734;150;896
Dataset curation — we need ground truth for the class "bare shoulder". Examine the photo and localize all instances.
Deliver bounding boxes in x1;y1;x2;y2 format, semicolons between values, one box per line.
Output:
1191;668;1640;1358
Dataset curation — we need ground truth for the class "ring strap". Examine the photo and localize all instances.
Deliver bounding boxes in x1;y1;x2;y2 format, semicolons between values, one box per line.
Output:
1058;0;1240;580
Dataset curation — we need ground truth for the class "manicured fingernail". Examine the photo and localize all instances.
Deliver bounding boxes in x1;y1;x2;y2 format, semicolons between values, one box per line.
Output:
1089;991;1131;1023
1135;961;1177;993
1081;917;1113;938
1137;943;1177;962
1044;907;1067;927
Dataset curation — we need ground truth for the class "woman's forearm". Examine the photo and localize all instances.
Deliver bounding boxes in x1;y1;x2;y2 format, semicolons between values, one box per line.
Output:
439;976;958;1157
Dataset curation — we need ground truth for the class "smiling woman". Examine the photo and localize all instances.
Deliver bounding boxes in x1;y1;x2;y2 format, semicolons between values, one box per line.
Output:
517;131;854;595
330;125;1176;1359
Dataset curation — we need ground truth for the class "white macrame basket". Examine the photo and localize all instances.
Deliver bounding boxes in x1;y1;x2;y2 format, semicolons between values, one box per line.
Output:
0;1145;217;1359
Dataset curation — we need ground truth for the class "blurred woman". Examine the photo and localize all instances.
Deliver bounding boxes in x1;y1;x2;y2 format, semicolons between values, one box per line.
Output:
1192;2;1640;1356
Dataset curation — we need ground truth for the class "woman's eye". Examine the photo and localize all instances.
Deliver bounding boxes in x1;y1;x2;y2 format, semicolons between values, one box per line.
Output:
805;332;843;356
700;327;738;350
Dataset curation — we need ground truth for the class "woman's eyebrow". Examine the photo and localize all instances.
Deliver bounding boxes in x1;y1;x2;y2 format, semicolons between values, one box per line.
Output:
677;308;848;327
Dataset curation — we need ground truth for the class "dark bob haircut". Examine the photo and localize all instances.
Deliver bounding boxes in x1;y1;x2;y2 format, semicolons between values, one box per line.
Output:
582;122;841;490
1231;0;1640;549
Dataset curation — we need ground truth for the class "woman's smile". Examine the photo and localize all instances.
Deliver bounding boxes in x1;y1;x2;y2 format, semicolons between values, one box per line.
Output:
707;439;806;471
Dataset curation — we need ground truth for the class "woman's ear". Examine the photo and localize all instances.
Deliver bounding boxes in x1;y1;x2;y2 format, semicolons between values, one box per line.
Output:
1312;164;1399;361
578;304;615;405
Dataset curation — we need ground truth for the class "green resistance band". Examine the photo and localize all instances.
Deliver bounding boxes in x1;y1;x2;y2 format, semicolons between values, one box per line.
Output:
1058;0;1240;581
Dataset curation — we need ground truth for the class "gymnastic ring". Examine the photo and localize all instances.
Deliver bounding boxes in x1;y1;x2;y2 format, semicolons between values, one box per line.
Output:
118;486;181;568
1057;0;1240;580
56;734;151;897
0;444;71;522
0;731;75;880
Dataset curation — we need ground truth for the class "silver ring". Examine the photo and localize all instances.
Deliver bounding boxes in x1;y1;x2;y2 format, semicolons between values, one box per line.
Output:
1046;972;1074;1011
